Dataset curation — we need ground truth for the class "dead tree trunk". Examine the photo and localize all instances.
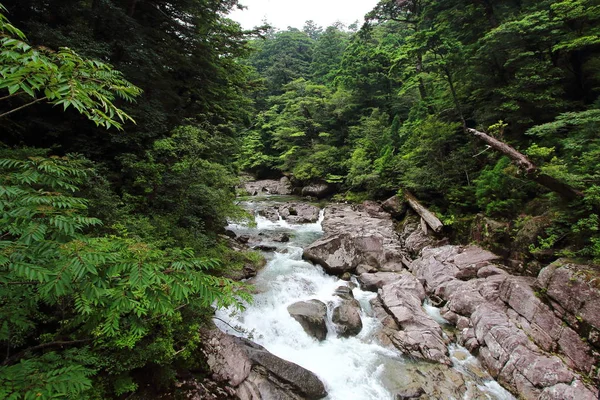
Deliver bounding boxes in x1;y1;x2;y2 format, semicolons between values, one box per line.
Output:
404;190;444;233
467;128;583;201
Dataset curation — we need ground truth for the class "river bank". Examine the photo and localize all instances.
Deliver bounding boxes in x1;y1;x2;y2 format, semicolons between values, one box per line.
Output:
198;192;598;399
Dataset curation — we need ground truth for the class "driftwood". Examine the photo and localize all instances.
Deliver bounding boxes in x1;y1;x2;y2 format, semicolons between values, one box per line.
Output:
467;128;583;201
404;190;443;233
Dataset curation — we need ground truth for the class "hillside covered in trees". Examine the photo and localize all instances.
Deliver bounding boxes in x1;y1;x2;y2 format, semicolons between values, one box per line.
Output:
240;0;600;265
0;0;599;398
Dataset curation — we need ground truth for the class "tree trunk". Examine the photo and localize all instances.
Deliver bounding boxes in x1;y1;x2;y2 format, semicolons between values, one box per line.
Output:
404;190;444;233
467;128;583;201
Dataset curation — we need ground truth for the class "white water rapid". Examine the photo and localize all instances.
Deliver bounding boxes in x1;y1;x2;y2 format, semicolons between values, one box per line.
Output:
217;198;516;400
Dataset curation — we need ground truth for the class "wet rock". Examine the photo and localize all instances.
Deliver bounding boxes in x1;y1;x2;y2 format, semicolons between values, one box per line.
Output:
381;361;493;400
287;300;328;341
340;272;352;281
303;234;362;274
257;207;280;222
379;273;451;365
243;178;293;196
303;204;406;274
381;195;408;219
538;259;600;336
236;235;250;244
253;244;277;252
395;387;425;399
332;299;363;337
358;272;403;292
279;203;321;223
333;286;354;301
362;200;385;217
399;214;436;256
301;182;335;198
273;233;290;243
201;327;327;400
224;229;236;239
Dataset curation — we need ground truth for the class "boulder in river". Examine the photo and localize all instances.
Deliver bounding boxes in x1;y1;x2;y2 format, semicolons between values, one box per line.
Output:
279;203;321;223
303;204;407;274
253;244;277;252
358;272;403;292
332;299;363;337
379;273;451;365
287;300;328;341
243;178;293;196
333;285;354;301
201;327;328;400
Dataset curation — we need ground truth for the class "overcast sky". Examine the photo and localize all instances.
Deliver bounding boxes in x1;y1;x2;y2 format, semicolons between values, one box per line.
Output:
229;0;380;31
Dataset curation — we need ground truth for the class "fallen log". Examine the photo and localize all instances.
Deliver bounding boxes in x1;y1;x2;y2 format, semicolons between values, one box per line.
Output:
467;128;583;202
404;190;443;233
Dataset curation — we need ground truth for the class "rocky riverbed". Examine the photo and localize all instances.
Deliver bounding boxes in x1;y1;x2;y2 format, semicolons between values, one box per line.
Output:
200;194;599;400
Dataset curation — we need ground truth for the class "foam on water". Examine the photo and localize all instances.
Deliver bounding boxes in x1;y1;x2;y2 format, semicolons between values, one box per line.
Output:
423;298;450;325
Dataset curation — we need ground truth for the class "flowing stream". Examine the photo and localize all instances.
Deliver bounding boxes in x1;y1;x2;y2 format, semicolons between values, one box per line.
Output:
216;197;515;400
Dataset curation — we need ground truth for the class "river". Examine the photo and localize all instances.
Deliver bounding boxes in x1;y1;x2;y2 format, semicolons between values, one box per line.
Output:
216;197;515;400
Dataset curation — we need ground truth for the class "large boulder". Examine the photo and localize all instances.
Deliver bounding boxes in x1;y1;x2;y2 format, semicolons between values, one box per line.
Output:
303;233;383;275
398;214;436;256
301;183;335;199
381;195;408;219
358;272;403;292
287;300;328;341
279;203;321;223
303;204;406;274
378;273;451;365
201;327;327;400
244;178;293;196
331;297;363;337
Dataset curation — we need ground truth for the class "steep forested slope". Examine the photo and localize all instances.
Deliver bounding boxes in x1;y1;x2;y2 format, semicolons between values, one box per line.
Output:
239;0;600;265
0;1;259;397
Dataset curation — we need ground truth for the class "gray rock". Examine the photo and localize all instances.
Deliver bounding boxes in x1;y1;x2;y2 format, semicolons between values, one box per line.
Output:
243;178;293;196
301;183;335;198
273;233;290;243
332;299;363;337
538;259;600;334
279;203;321;223
381;195;408;219
303;204;406;274
398;214;436;256
358;272;403;292
201;327;327;400
333;286;354;301
253;244;277;252
287;300;328;341
379;273;450;365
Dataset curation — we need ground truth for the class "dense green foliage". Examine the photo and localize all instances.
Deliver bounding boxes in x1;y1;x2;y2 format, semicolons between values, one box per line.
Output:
239;1;600;262
0;2;257;398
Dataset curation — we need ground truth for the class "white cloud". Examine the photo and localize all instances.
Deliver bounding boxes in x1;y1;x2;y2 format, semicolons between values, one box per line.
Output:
229;0;380;30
